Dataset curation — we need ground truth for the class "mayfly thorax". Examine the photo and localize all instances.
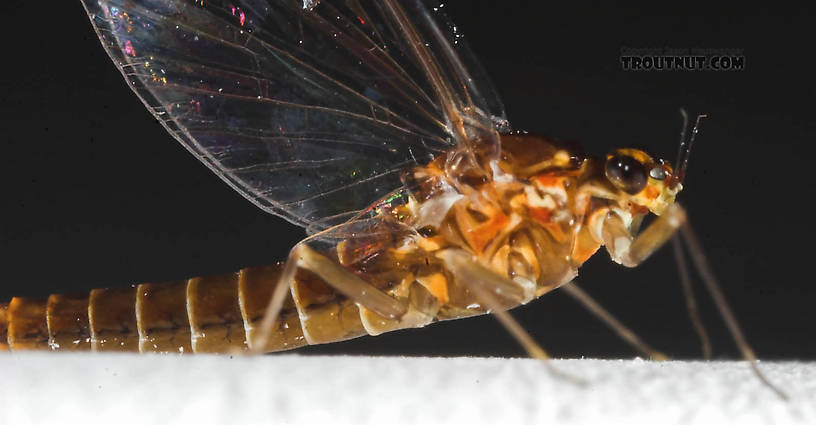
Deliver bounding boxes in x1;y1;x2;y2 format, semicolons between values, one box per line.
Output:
0;0;785;398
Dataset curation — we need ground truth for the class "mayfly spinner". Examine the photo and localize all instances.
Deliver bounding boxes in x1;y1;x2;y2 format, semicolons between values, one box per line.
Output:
0;0;784;397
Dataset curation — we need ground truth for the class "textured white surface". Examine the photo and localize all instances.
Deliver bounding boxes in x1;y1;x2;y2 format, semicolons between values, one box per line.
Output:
0;354;813;425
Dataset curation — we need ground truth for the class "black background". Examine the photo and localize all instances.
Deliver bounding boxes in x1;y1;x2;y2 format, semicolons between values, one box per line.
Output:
1;3;813;360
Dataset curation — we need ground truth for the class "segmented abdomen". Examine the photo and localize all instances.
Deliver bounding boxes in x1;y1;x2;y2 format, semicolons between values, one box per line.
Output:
0;263;386;353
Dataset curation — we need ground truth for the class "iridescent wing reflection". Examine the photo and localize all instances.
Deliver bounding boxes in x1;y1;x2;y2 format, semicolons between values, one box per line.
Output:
81;0;508;230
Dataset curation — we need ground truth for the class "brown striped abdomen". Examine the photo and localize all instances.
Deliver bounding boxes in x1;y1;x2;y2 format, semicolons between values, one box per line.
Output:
0;263;384;353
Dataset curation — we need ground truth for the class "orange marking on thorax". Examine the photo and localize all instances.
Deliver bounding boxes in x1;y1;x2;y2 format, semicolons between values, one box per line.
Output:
535;175;563;187
529;206;552;223
417;273;449;304
530;207;568;243
466;211;509;254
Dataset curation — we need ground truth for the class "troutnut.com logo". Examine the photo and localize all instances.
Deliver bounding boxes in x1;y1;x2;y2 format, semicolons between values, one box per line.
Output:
620;47;745;71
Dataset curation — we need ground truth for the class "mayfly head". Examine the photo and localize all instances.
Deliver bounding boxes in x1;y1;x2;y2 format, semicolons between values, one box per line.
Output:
604;148;680;216
603;112;706;216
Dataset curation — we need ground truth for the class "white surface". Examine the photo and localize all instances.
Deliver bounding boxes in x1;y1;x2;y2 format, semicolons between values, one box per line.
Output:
0;354;813;425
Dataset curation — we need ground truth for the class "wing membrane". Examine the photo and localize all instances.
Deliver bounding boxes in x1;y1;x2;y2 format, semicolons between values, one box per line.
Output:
81;0;508;229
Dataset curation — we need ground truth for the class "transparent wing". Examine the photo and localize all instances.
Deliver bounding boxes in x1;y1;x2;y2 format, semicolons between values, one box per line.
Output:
81;0;508;229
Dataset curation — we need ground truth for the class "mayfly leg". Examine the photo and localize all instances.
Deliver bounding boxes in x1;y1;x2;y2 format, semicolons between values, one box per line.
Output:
250;251;298;354
678;221;789;400
438;249;586;386
559;282;668;361
671;235;713;359
602;203;688;269
250;242;409;354
603;201;787;399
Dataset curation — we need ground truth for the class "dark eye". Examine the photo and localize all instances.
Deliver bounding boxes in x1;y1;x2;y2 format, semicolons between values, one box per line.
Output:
605;154;647;194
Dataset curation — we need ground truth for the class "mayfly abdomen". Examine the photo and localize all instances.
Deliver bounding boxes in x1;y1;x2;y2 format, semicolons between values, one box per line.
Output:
0;263;374;353
137;281;192;353
0;258;464;354
1;297;50;351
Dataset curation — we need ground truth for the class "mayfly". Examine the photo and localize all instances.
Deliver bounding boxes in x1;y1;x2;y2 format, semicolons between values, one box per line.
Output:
0;0;784;397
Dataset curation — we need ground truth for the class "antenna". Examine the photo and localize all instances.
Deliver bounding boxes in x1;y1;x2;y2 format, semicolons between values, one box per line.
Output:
673;109;707;186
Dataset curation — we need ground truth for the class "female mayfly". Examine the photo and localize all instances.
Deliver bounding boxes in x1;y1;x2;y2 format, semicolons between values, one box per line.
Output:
0;0;784;397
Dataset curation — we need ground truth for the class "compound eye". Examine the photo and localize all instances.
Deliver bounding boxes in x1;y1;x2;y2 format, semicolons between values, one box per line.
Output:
605;154;648;194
